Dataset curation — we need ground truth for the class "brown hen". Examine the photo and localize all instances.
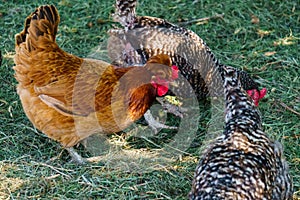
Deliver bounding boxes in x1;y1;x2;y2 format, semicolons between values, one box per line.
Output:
14;5;178;163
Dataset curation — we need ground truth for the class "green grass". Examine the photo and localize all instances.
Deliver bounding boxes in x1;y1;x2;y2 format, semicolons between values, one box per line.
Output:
0;0;299;199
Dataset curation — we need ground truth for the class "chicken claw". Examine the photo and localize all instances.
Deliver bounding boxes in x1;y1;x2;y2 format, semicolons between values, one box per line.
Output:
144;110;177;134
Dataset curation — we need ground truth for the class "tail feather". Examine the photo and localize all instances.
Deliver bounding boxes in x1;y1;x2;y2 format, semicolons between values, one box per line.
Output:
14;5;65;89
15;5;59;51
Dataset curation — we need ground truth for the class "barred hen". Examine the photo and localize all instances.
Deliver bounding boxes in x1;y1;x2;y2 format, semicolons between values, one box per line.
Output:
14;5;178;163
109;0;266;105
189;66;293;200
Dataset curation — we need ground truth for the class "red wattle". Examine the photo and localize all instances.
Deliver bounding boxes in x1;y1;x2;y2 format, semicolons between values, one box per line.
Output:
151;77;169;96
157;85;169;96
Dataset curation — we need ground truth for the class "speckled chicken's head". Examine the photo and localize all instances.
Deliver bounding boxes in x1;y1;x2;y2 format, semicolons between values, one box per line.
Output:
238;70;267;106
146;54;179;96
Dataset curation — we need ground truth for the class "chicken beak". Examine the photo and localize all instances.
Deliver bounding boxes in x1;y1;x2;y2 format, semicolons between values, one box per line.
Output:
169;80;179;87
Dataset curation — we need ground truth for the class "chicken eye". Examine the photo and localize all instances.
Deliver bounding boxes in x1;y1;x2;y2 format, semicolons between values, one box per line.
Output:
155;70;167;78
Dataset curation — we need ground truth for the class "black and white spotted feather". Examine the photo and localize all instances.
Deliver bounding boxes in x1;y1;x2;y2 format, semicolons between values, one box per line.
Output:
189;66;293;200
108;0;260;100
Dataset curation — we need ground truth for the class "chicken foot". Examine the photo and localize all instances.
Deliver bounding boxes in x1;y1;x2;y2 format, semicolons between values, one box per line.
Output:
66;147;108;164
144;110;177;134
66;147;87;164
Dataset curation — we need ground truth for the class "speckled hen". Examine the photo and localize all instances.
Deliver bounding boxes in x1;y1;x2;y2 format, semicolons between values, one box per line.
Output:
109;0;266;106
189;66;293;200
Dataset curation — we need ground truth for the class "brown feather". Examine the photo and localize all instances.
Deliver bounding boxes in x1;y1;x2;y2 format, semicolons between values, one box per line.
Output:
14;5;176;147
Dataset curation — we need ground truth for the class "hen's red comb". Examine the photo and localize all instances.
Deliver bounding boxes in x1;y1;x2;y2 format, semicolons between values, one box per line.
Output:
171;65;179;80
247;88;267;106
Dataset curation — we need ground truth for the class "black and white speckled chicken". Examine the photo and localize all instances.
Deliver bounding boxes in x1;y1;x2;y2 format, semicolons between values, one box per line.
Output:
189;65;293;200
108;0;267;132
108;0;266;105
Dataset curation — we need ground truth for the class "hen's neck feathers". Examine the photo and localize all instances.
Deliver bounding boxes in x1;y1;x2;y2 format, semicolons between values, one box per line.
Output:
222;66;261;128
